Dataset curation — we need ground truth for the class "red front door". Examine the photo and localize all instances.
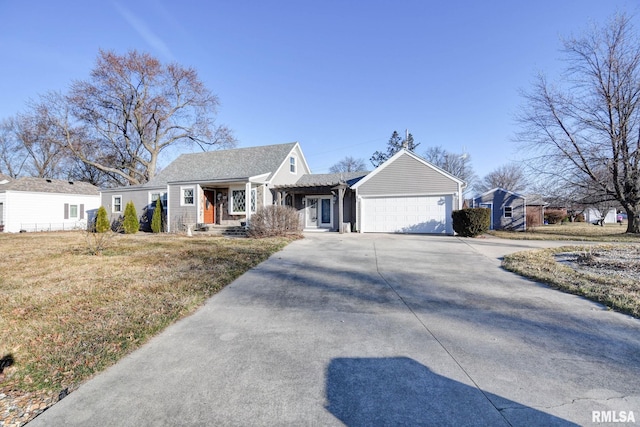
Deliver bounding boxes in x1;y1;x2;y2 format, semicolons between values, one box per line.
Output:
203;190;216;224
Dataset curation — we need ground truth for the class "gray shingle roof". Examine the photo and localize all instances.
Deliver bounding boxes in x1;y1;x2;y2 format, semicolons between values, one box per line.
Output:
146;142;298;186
0;177;99;195
277;171;369;188
0;173;12;183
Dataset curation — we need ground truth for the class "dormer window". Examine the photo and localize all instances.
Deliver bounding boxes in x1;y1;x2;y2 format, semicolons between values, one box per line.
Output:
290;156;296;174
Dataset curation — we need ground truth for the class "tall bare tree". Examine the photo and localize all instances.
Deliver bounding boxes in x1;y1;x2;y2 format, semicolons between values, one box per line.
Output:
423;146;477;191
50;50;236;186
476;163;529;194
329;156;367;173
518;14;640;233
0;118;26;178
0;109;70;179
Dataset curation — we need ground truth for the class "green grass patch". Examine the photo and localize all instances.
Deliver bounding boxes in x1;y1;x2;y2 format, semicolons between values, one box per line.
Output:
0;232;293;394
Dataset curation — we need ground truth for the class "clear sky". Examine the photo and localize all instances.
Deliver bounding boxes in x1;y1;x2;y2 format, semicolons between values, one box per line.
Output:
1;0;639;179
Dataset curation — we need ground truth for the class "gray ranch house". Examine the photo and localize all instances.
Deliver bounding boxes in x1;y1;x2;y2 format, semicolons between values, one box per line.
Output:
100;143;465;234
473;188;526;231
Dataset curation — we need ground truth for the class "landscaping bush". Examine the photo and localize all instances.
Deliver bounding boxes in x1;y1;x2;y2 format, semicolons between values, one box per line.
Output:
248;205;302;238
452;208;490;237
94;206;110;233
123;201;140;234
151;198;163;233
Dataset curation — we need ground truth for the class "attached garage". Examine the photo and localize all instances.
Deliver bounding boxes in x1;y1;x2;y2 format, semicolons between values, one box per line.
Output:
352;150;465;234
360;195;454;234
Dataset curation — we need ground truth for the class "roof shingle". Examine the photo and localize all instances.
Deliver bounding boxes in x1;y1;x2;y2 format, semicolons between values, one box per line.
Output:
147;142;298;186
0;177;99;195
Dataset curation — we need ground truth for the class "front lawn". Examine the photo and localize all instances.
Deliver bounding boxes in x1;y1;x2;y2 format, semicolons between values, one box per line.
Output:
490;221;639;242
0;232;291;403
503;245;640;319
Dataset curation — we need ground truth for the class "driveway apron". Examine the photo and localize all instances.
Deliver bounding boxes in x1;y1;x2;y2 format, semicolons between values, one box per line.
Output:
30;234;640;426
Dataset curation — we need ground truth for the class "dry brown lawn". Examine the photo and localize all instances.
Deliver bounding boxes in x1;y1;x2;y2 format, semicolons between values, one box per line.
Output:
0;232;292;397
490;221;639;242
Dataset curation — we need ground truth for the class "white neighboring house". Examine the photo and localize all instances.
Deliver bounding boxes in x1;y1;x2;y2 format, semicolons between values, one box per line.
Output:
583;207;617;224
0;176;100;233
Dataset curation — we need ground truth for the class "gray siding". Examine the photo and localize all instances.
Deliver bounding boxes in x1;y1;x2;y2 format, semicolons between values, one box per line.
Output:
474;190;526;231
168;183;199;232
101;188;152;223
357;154;458;196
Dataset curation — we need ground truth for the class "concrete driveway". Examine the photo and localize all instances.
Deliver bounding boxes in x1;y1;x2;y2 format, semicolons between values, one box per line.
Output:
30;234;640;426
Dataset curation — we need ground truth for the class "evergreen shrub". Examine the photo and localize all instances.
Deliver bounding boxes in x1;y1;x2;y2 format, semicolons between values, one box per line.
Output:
151;198;163;233
94;206;111;233
452;208;490;237
123;201;140;234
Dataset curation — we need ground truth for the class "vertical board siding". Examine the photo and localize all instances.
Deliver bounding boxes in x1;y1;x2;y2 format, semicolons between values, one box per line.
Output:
358;154;458;196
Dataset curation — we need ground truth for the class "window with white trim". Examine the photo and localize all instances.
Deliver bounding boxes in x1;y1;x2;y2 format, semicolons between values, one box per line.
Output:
290;156;296;173
504;206;513;218
69;205;78;218
112;196;122;213
230;188;256;214
149;192;167;208
181;187;195;206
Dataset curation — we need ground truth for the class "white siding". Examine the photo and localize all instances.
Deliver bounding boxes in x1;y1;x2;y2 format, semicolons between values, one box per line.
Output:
360;195;454;234
1;191;100;233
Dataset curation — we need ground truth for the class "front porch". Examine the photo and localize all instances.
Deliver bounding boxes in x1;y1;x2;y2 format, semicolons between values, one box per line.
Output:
273;172;367;233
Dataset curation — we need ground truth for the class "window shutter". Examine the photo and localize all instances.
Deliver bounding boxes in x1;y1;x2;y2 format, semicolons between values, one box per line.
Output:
80;204;85;220
64;203;69;219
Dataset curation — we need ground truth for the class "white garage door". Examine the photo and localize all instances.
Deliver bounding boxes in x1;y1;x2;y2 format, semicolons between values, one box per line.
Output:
361;195;453;234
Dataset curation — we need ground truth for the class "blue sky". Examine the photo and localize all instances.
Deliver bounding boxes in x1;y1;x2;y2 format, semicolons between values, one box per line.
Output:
1;0;639;178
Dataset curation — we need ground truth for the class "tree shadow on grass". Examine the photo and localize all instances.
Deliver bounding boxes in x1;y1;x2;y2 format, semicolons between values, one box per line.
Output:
326;357;578;427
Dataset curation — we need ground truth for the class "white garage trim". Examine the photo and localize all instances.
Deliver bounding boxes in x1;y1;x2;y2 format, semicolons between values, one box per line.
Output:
359;194;454;234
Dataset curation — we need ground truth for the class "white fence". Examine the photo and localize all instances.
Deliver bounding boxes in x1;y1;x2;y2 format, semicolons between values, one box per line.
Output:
18;221;88;232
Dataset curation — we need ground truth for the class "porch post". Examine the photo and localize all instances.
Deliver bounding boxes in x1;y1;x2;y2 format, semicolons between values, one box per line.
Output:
338;187;345;233
245;182;252;223
276;191;282;205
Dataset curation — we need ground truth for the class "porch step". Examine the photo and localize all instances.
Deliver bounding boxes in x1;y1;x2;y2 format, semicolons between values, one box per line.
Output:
196;224;247;237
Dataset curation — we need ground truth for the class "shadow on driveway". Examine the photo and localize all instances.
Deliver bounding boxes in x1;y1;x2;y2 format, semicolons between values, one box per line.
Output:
326;357;578;426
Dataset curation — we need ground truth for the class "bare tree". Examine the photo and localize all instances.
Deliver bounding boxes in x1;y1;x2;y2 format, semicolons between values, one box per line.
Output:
423;145;477;191
50;50;236;187
0;118;26;178
476;163;529;194
0;109;71;179
517;14;640;233
329;156;367;173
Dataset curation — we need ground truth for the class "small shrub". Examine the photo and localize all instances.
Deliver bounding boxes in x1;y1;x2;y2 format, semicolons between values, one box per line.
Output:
94;206;110;233
248;205;302;238
151;198;163;233
545;209;566;224
452;208;490;237
123;201;139;234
